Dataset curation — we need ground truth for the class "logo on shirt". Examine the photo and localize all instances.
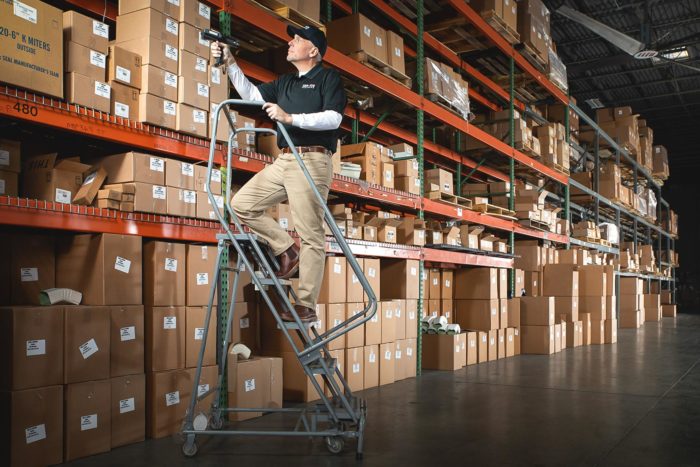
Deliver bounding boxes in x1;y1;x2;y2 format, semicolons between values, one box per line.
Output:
301;83;316;89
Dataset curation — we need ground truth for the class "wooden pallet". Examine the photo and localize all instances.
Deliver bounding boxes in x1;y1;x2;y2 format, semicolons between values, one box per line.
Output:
518;218;551;231
350;51;412;88
473;203;516;218
546;162;570;176
427;191;473;209
517;43;547;72
576;236;612;248
252;0;326;32
481;10;520;45
425;93;470;120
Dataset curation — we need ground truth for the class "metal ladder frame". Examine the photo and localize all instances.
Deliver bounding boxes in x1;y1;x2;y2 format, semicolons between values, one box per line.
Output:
181;99;378;459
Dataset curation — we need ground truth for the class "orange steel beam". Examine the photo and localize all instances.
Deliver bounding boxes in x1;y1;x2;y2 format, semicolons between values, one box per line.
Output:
447;0;569;105
226;0;566;184
64;0;118;21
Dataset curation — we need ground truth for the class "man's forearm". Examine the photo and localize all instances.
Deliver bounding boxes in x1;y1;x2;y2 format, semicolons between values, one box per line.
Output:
291;110;343;131
226;62;263;102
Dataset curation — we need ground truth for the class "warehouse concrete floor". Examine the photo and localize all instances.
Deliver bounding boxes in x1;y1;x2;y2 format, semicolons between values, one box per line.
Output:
66;314;700;467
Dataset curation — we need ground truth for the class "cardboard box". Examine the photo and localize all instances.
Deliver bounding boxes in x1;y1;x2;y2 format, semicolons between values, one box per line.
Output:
64;379;111;461
363;258;381;302
116;9;179;46
397;218;426;246
579;296;606;321
386;30;405;74
100;152;165;185
364;301;382;346
454;268;498;299
604;319;618;344
186;244;218;306
116;37;178;74
442;299;454;323
64;11;109;53
543;264;579;297
110;305;144;377
487;330;497;361
555;296;579;323
393;299;406;341
662;304;677;318
328;13;388;64
428;269;441;300
465;331;478;364
345;347;364;391
476;331;488;363
326;303;348;350
421;334;461;370
194;164;222;194
229;302;258;351
146;368;193;438
578;266;607;296
519;296;555;325
1;0;64;98
110;374;145;448
140;65;178;101
209;66;228;103
22;153;89;204
185;306;217;368
379;342;395;385
380;259;420;299
442;270;454;299
317;257;347;304
177;76;209;110
498;299;508;329
56;233;142;305
145;306;185;371
64;41;107;82
138;93;178;128
590;319;605;344
506;328;516;356
8;234;55;306
405;299;418;339
0;139;21;173
363;345;379;389
107;45;142;89
508;297;521;327
273;352;322;402
0;306;64;390
179;0;211;29
0;170;18;196
226;355;281;421
118;0;180;19
379;301;395;344
165;159;196;191
65;72;111;113
143;241;186;306
63;306;110;384
110;81;139;120
620;309;641;328
455;299;499;331
1;385;63;467
521;325;555;354
425;168;453;194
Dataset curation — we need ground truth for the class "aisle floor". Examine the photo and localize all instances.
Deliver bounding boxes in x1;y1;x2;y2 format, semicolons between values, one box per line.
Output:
65;314;700;467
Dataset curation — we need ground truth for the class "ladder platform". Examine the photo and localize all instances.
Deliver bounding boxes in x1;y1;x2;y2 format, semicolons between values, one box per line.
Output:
256;276;293;288
308;357;337;375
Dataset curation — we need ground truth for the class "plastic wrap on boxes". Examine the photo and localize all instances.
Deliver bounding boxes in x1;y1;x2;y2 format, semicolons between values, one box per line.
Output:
427;60;471;120
599;223;620;245
646;188;658;221
548;48;568;91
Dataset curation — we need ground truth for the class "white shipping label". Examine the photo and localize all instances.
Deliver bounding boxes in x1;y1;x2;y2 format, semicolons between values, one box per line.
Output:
410;267;417;276
116;66;131;84
165;391;180;406
211;67;221;84
363;26;371;37
194;327;205;340
482;335;487;343
333;263;342;274
163;316;177;329
470;340;476;348
166;18;179;35
198;384;209;397
193;110;206;124
490;338;495;345
26;339;46;356
368;267;376;278
55;188;71;204
20;268;38;282
240;317;250;329
165;45;178;61
165;72;177;88
387;231;395;241
153;185;167;199
407;347;414;357
197;83;209;98
0;149;9;165
14;0;37;23
119;397;135;414
94;81;111;99
201;246;208;260
409;312;415;320
81;414;98;431
455;345;460;353
114;256;132;274
196;273;209;285
93;20;109;38
150;157;165;172
25;424;46;444
395;350;402;359
384;351;391;360
184;190;196;204
199;2;211;17
352;363;361;374
164;258;178;272
432;278;438;286
167;0;180;5
244;378;256;392
394;47;401;57
90;51;106;69
195;57;207;73
279;218;288;229
352;274;359;284
199;35;210;47
385;309;392;319
375;37;383;47
163;100;176;115
385;170;392;181
79;338;99;359
115;102;130;118
212;169;222;182
120;326;136;341
181;163;194;177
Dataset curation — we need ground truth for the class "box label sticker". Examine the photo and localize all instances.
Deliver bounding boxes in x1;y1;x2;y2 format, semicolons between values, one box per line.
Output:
368;267;376;278
79;338;99;359
201;246;208;260
167;0;180;5
166;18;179;36
90;50;106;69
80;414;98;431
395;350;402;359
193;110;206;124
410;267;417;276
116;65;132;84
165;72;178;88
199;2;211;17
212;169;222;182
333;263;341;274
482;335;487;343
445;280;451;288
120;326;136;341
363;26;371;37
455;345;460;353
384;350;391;360
197;83;209;98
14;0;37;23
93;20;109;38
184;190;197;204
244;378;255;392
55;188;71;204
20;267;38;282
0;150;9;166
198;384;209;397
394;47;401;57
150;157;165;172
115;256;131;273
387;230;395;241
119;397;135;414
211;67;221;84
195;57;208;73
26;339;45;356
95;81;111;99
196;273;209;285
25;424;46;444
164;258;178;272
385;309;392;319
163;316;177;329
165;44;178;61
240;317;250;329
194;327;205;340
352;363;361;374
352;273;359;284
375;37;383;47
470;340;476;348
432;278;438;286
115;102;130;118
369;352;376;363
165;391;180;406
163;100;176;116
153;185;167;199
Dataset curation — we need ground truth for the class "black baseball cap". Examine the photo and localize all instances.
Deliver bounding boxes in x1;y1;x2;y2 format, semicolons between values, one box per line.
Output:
287;25;327;57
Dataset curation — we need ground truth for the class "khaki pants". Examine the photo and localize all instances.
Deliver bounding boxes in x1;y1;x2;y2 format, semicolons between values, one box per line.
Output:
231;151;332;309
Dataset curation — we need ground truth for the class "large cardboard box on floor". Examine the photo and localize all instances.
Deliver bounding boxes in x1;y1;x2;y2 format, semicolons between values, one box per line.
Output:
520;296;555;326
186;245;218;306
0;306;64;390
379;342;395;385
422;333;465;371
185;306;217;368
345;347;364;392
111;305;144;377
1;385;64;467
64;379;111;461
22;153;89;204
277;352;324;402
521;325;555;355
146;368;193;438
8;234;56;305
1;0;64;98
56;233;142;305
110;374;146;448
364;345;379;389
455;299;499;331
227;354;282;422
145;306;185;371
230;302;259;352
144;241;186;306
63;305;111;384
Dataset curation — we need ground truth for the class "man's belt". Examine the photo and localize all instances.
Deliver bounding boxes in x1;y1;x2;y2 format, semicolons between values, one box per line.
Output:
282;146;331;156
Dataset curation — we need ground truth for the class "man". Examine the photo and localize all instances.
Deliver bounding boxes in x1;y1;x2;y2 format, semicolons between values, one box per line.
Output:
211;25;346;322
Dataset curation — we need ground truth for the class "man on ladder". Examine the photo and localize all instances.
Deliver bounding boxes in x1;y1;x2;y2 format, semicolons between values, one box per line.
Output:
212;25;346;323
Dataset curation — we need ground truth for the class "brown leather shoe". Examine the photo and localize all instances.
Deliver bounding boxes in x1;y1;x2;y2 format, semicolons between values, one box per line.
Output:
276;243;300;279
279;304;318;323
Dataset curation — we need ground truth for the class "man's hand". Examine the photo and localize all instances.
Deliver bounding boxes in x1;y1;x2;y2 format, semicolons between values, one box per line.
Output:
211;41;235;67
263;103;293;125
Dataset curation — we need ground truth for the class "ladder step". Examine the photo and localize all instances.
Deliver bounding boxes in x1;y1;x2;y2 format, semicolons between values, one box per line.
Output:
308;357;337;375
282;320;320;331
256;277;292;288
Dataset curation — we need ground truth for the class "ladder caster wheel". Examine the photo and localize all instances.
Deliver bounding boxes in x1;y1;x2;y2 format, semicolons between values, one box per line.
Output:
209;415;224;430
325;436;344;454
182;440;198;457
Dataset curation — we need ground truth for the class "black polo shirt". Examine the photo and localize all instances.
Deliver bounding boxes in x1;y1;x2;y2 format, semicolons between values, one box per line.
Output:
257;63;346;153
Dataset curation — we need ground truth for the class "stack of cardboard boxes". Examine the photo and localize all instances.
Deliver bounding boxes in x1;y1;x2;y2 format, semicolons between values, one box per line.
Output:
652;145;670;180
467;110;540;156
0;139;21;197
580;106;640;157
408;57;470;119
517;0;551;65
535;121;570;173
339;142;417;191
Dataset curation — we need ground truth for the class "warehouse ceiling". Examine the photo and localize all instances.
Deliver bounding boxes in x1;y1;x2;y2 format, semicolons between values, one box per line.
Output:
543;0;700;171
